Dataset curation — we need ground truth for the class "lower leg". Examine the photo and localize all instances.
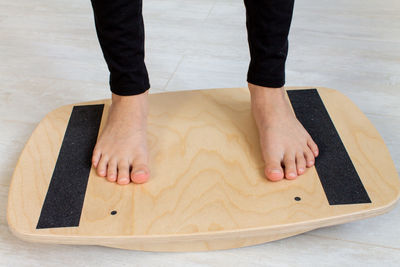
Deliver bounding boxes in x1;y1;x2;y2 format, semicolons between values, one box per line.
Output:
243;0;319;181
244;0;294;88
90;0;150;95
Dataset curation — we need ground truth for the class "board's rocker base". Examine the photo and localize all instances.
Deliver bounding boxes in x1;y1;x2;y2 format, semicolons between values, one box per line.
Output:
7;87;400;251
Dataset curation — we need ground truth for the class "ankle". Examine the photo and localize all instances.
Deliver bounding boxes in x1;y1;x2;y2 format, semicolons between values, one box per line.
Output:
248;83;285;105
248;82;282;90
111;90;148;103
248;82;284;96
110;91;149;118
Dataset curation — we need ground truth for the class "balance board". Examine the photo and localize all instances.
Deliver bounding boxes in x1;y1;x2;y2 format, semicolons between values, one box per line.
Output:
7;87;400;252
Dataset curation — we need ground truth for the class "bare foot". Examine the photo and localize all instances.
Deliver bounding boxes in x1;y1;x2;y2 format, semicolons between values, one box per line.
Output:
91;91;150;185
248;83;319;181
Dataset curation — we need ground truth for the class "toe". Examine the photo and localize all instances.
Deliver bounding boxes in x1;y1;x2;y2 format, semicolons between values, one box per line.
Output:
96;154;108;177
307;137;319;157
264;157;284;182
131;163;150;184
304;148;315;168
283;153;297;180
92;147;102;168
106;159;117;182
117;160;131;185
296;152;307;175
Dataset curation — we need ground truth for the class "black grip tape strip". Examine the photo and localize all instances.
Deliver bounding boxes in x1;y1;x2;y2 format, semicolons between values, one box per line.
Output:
287;89;371;205
36;104;104;229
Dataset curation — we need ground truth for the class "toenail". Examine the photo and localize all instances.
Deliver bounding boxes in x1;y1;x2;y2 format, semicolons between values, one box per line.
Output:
134;170;146;176
288;172;296;178
120;177;129;182
270;169;281;174
299;168;304;172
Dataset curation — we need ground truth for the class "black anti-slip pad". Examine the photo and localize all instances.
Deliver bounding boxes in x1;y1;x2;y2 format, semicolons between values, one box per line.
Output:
36;104;104;229
287;89;371;205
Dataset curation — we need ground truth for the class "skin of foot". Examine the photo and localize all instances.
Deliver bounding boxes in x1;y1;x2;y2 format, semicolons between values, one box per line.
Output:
248;82;319;181
91;90;150;185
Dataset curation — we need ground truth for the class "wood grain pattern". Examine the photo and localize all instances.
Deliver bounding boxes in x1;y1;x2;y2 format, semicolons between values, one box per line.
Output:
7;87;400;251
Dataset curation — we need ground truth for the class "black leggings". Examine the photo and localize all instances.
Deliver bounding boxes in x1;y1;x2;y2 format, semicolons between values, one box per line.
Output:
90;0;295;96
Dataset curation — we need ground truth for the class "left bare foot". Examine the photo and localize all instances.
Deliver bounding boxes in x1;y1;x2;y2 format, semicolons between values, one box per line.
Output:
248;82;319;181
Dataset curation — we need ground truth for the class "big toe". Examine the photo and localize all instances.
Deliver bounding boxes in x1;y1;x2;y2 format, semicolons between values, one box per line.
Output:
131;164;150;184
264;160;284;181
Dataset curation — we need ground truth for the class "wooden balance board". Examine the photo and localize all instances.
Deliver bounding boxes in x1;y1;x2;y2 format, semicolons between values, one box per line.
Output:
7;86;400;252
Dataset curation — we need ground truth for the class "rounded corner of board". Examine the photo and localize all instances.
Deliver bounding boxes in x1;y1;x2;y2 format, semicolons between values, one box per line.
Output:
392;186;400;205
377;192;400;216
6;219;30;243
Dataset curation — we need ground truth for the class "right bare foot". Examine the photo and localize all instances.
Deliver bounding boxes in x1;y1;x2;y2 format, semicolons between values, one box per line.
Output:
91;91;150;185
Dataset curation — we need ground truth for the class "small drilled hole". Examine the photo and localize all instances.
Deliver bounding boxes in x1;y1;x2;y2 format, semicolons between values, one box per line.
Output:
294;197;301;201
111;210;117;215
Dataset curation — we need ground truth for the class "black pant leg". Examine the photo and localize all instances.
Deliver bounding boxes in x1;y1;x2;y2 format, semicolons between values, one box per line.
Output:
90;0;150;96
244;0;295;88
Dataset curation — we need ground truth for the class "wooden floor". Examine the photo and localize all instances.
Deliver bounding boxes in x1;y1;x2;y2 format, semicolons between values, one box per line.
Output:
1;0;399;265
